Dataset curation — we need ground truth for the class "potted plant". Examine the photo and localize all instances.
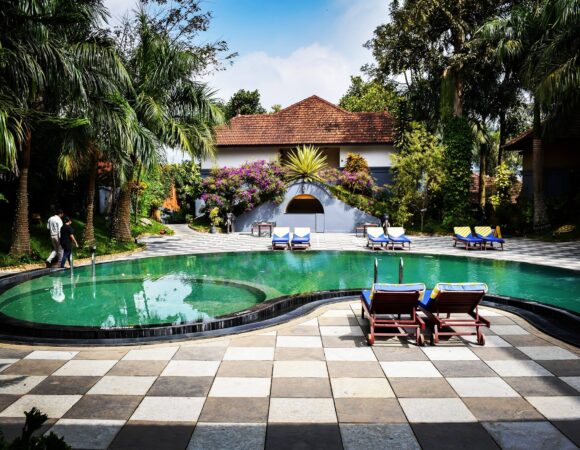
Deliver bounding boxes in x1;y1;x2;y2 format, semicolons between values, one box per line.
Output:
209;207;222;233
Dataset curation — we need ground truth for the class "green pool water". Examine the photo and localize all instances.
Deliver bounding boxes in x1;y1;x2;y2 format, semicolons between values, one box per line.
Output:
0;251;578;328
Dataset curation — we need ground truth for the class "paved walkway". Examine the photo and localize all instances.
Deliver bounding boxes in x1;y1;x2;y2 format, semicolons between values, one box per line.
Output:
136;225;580;271
0;226;579;449
0;302;578;449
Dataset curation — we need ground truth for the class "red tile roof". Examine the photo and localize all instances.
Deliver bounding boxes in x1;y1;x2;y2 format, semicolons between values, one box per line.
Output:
215;95;395;147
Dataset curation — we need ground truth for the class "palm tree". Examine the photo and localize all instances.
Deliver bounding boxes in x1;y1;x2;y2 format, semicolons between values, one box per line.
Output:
284;145;328;183
479;0;579;231
0;0;128;255
111;11;224;242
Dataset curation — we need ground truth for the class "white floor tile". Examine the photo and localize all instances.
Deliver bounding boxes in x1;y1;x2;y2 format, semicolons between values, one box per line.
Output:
208;377;271;397
380;361;442;378
161;360;220;377
273;361;328;378
447;377;519;397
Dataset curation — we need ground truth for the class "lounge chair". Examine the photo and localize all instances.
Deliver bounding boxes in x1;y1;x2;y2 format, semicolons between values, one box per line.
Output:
474;226;505;250
419;282;490;345
360;283;426;345
386;227;412;250
291;227;311;249
366;227;389;250
271;227;290;249
453;227;485;250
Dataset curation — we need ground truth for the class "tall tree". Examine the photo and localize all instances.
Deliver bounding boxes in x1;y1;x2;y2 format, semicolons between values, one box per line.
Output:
111;10;224;241
0;0;126;256
479;0;580;230
224;89;266;120
365;0;514;119
339;76;401;113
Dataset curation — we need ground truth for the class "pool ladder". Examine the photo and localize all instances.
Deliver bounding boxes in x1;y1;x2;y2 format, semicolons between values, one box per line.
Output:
374;257;404;284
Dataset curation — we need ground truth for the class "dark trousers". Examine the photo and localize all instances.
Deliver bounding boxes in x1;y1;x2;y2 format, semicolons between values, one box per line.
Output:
60;249;72;268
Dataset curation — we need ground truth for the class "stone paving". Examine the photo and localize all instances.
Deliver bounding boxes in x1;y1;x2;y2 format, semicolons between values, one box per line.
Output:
0;302;578;449
135;225;580;271
0;226;579;448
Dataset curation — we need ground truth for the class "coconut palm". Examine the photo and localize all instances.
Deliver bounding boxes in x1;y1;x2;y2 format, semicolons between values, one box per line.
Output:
111;11;224;242
479;0;580;231
284;145;328;183
0;0;128;255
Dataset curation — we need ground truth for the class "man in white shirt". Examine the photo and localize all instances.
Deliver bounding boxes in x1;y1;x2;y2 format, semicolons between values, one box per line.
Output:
46;209;64;267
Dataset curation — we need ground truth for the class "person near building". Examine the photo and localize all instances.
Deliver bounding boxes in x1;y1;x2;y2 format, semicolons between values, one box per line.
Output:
46;209;64;267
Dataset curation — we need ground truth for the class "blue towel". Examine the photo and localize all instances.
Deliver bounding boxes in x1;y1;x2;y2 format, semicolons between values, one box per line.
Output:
455;234;484;243
292;236;310;243
477;233;504;244
389;235;411;243
361;290;372;309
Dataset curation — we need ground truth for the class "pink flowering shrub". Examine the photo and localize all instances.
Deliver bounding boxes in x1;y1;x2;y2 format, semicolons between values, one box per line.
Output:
201;160;288;217
318;167;375;195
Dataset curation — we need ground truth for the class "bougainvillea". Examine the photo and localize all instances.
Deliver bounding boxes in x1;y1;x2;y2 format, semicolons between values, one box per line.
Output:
201;160;288;218
318;167;376;196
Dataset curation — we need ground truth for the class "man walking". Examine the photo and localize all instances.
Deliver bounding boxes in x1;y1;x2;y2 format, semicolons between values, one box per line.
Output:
60;217;78;269
46;209;64;267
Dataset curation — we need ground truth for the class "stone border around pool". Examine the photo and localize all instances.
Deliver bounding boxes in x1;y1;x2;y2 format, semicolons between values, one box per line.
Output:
0;267;578;347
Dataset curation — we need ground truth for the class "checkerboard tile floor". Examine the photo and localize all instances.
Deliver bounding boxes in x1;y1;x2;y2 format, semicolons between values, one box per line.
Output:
0;302;578;449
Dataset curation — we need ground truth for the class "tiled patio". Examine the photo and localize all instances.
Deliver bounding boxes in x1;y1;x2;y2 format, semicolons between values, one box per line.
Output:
0;301;578;449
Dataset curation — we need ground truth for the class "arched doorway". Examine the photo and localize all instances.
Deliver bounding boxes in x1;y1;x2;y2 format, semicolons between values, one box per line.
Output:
286;194;324;214
285;194;325;232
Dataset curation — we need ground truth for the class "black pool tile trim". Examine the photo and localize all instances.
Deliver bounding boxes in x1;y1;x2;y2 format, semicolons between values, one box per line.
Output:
0;267;578;347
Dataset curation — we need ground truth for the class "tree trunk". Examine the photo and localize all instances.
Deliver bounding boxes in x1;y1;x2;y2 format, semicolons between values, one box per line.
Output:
111;182;133;242
453;69;464;117
9;130;32;256
532;100;549;231
82;160;97;247
479;144;487;209
498;110;506;165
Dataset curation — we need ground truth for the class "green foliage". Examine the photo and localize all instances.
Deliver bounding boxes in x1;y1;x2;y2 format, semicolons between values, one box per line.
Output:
390;122;445;228
441;117;474;227
339;76;400;113
0;407;70;449
344;153;370;174
138;166;173;217
208;207;222;227
284;145;327;183
172;160;203;213
328;186;387;218
270;104;282;113
224;89;266;120
490;162;516;208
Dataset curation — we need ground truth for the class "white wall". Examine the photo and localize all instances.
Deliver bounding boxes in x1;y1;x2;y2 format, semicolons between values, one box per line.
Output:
202;144;395;169
339;145;394;168
201;147;279;169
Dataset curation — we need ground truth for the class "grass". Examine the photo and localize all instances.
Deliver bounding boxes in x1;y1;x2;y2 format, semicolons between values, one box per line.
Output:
0;215;172;268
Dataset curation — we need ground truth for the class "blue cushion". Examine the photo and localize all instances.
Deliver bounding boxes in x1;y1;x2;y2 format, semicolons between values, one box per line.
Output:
368;236;389;242
455;234;483;243
436;283;487;292
361;290;372;309
389;235;411;243
420;289;434;308
477;233;504;243
291;236;310;243
272;234;289;243
373;283;425;292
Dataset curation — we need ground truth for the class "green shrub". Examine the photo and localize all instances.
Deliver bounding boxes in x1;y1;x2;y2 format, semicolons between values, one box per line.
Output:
344;153;370;174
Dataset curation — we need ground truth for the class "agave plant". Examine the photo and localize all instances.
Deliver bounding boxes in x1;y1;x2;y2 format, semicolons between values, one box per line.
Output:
284;145;327;183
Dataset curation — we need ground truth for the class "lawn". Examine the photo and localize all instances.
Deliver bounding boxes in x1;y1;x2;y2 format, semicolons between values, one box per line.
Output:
0;216;172;268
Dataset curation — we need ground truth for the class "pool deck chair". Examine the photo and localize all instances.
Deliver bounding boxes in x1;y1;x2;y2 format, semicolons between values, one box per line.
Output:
419;282;490;345
453;227;485;250
271;227;290;250
361;283;426;345
366;227;389;250
386;227;412;250
475;226;505;250
291;227;311;249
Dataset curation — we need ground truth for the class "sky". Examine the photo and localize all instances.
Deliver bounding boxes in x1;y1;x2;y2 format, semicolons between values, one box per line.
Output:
103;0;390;109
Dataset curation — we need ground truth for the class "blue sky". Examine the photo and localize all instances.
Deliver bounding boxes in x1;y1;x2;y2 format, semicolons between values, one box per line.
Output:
105;0;388;109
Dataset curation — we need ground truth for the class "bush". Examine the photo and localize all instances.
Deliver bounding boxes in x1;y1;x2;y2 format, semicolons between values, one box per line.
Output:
441;117;474;227
201;160;287;219
344;153;370;173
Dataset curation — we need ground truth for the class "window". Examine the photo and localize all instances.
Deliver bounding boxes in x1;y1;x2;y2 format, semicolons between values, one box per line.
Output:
286;194;324;214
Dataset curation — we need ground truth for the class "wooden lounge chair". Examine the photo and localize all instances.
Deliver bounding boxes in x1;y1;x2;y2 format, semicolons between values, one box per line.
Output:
291;227;311;249
453;227;485;250
366;227;389;251
419;282;490;345
361;283;426;345
474;226;505;250
271;227;290;250
386;227;412;250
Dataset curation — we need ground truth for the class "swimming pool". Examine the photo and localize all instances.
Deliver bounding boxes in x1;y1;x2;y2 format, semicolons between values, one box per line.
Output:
0;251;578;332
